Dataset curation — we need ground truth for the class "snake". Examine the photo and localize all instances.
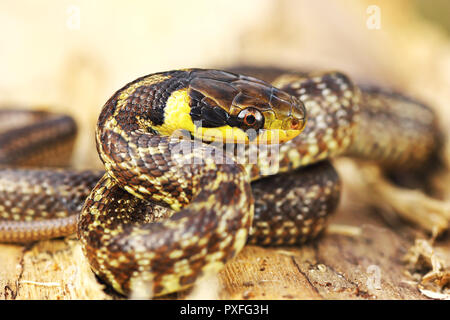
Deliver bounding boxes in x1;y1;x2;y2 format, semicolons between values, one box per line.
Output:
0;68;441;297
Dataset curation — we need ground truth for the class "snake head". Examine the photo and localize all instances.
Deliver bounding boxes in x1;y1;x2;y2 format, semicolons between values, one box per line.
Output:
233;79;306;144
162;69;307;144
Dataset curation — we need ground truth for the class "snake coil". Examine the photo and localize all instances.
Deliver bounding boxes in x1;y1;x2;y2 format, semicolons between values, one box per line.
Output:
0;68;440;296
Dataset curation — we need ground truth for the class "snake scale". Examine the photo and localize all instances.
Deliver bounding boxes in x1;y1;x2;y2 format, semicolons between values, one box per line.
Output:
0;67;441;296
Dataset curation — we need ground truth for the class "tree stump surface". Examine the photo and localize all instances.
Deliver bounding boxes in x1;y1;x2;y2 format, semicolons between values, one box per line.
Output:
1;161;448;300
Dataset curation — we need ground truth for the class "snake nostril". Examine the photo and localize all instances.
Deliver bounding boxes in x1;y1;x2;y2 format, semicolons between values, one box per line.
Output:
290;119;300;130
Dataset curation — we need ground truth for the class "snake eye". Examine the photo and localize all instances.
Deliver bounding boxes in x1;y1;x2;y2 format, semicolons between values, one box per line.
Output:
237;108;264;130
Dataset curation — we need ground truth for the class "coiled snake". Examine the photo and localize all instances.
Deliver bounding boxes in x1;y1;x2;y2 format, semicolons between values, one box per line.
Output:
0;68;440;296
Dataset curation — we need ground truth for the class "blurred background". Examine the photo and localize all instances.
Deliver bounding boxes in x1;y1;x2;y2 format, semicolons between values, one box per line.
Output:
0;0;449;169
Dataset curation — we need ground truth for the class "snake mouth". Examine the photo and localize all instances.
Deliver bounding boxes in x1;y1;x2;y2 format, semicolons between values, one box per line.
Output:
190;109;306;144
255;127;304;144
190;125;304;145
256;109;307;144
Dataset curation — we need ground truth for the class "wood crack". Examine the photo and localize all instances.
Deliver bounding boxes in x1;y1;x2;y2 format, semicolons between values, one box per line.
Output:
14;242;36;299
290;256;323;298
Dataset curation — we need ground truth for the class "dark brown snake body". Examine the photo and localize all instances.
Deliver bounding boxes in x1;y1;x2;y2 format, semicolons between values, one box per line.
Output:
0;68;440;296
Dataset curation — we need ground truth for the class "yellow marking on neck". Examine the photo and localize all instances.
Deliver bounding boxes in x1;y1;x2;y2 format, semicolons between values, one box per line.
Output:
151;89;195;135
150;88;302;144
149;89;248;143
